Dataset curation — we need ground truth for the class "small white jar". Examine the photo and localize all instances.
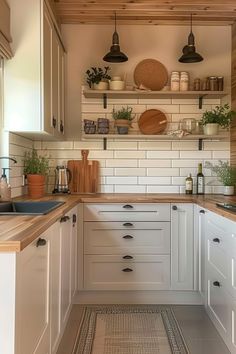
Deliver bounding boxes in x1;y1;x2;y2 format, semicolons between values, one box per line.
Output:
180;71;189;91
171;71;180;91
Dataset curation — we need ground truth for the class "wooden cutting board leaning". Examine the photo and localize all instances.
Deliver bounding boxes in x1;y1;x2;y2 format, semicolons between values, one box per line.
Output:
67;150;99;193
138;109;168;135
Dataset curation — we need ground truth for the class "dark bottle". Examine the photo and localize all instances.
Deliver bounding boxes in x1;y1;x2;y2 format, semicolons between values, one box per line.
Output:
197;163;205;195
185;173;193;194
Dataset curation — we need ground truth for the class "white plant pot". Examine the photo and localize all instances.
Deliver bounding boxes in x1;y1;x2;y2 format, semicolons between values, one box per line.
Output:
93;81;109;90
223;186;234;196
203;123;219;136
109;80;126;91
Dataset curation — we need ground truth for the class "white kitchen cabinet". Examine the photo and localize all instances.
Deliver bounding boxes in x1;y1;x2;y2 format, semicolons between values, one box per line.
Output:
71;209;78;299
171;203;194;290
15;230;51;354
194;205;206;301
4;0;65;139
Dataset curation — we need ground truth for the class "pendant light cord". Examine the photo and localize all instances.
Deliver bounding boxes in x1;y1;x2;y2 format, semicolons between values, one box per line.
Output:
115;11;117;32
190;13;193;33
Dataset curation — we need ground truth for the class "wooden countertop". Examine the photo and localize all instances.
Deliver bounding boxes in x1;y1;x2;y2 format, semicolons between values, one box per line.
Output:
1;193;236;253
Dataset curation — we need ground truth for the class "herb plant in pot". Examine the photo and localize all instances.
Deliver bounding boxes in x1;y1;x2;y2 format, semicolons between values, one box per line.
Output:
112;106;134;134
205;160;236;195
201;104;236;136
86;66;111;90
24;149;49;198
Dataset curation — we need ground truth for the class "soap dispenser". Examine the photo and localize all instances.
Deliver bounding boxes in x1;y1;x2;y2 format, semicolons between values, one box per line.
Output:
0;168;11;201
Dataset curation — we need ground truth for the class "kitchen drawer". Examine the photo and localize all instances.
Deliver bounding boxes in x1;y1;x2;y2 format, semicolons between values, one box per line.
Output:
206;236;228;280
84;203;170;222
84;255;170;290
84;222;170;255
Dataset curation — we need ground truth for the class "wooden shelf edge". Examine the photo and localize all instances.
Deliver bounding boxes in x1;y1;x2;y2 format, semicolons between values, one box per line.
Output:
82;133;229;140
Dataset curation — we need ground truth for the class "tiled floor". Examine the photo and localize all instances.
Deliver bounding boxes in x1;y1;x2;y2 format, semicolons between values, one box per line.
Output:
56;305;230;354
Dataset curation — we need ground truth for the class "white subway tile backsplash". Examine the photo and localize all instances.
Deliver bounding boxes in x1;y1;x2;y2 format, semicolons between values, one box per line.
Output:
100;185;114;193
113;104;146;113
180;105;212;114
106;176;138;185
114;185;146;193
74;141;103;150
212;150;230;159
147;151;179;159
171;113;202;122
180;151;212;159
138;141;171;150
147;185;180;193
203;141;230;151
42;141;74;150
180;168;211;177
114;150;146;159
172;141;199;150
139;159;172;168
82;104;113;113
108;141;138;150
146;104;179;113
100;168;114;176
172;159;204;167
106;159;138;168
139;98;171;104
115;168;146;176
147;168;179;177
138;177;171;185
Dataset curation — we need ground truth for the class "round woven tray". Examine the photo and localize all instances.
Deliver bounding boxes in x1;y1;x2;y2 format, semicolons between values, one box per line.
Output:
134;59;168;91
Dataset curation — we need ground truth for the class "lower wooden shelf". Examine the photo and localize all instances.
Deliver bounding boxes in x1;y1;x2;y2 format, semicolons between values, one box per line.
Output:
81;132;229;150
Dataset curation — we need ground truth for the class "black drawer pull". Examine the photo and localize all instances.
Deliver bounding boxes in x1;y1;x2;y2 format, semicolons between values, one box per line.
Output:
60;215;70;223
213;281;221;287
123;204;133;209
199;209;205;214
73;214;77;223
172;205;177;210
123;235;134;239
36;238;47;247
213;238;220;243
123;255;133;259
122;268;133;272
123;222;133;227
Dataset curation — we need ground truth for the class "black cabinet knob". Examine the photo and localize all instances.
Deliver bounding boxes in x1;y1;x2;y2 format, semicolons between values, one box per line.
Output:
122;268;133;272
52;116;56;128
213;281;221;287
60;120;64;133
213;238;220;243
199;209;205;214
72;214;77;223
123;204;133;209
123;222;133;227
123;255;133;259
172;205;177;210
123;235;134;239
36;238;47;247
60;215;70;223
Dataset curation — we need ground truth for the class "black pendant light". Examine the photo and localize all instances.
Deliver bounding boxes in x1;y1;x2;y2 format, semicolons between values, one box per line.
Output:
103;12;128;63
179;14;203;63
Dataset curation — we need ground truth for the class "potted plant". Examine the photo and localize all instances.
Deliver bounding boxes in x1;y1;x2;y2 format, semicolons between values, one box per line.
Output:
24;149;50;198
205;160;236;195
86;66;111;90
112;106;134;134
200;104;236;136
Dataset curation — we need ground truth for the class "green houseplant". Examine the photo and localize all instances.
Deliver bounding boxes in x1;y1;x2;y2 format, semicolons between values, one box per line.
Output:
86;66;111;90
201;104;236;135
24;149;49;198
112;106;134;134
205;160;236;195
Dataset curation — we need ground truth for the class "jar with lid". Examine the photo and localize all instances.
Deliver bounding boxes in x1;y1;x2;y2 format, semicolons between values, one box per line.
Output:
193;78;201;91
180;118;196;133
180;71;189;91
217;77;224;91
171;71;180;91
209;76;218;91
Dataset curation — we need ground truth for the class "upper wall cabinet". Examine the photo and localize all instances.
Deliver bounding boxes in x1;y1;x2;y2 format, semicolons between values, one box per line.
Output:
4;0;65;140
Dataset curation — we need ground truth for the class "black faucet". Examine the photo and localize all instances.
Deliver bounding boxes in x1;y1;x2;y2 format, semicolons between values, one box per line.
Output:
0;157;17;164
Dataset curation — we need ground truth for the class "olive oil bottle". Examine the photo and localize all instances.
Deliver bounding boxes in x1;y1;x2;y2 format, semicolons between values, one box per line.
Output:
197;163;205;195
185;174;193;194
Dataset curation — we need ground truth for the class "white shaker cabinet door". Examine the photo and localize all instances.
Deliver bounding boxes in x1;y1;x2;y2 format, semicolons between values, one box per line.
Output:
171;203;194;290
15;231;51;354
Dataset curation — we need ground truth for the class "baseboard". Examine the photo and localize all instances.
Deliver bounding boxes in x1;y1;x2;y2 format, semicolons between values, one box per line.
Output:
74;290;202;305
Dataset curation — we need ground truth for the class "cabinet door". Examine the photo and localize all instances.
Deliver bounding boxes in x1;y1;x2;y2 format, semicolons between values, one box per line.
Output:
171;203;194;290
16;231;50;354
51;29;60;136
43;7;54;135
194;206;206;300
58;45;65;136
60;213;72;330
70;208;78;299
50;221;61;354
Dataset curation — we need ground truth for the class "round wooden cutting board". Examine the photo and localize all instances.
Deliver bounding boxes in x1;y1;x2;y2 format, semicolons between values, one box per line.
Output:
138;109;168;135
134;59;168;91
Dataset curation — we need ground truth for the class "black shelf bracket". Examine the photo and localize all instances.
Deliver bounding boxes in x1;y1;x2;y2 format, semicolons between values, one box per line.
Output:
198;94;207;109
103;137;107;150
103;93;107;109
198;138;203;151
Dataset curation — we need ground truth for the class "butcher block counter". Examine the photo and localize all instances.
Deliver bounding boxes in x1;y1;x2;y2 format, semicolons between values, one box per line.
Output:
0;193;236;252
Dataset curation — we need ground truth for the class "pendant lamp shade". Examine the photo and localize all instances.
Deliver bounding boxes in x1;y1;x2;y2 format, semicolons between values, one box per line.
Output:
103;12;128;63
179;14;203;63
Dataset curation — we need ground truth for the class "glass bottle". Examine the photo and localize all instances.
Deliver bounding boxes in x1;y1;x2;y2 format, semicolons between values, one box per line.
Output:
185;174;193;194
196;163;205;195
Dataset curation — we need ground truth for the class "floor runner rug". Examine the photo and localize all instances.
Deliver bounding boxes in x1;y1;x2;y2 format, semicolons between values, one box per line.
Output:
74;305;189;354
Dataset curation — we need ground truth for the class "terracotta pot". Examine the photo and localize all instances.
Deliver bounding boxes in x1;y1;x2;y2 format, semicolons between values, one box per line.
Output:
27;174;46;198
114;119;130;134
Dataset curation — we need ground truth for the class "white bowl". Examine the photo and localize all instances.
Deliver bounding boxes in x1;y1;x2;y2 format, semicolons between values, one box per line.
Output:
109;80;126;91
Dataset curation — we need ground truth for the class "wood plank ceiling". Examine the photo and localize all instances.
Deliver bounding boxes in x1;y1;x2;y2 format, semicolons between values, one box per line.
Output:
54;0;236;25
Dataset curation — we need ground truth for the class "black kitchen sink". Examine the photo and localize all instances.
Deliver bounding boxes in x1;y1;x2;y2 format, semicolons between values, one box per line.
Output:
0;201;65;215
